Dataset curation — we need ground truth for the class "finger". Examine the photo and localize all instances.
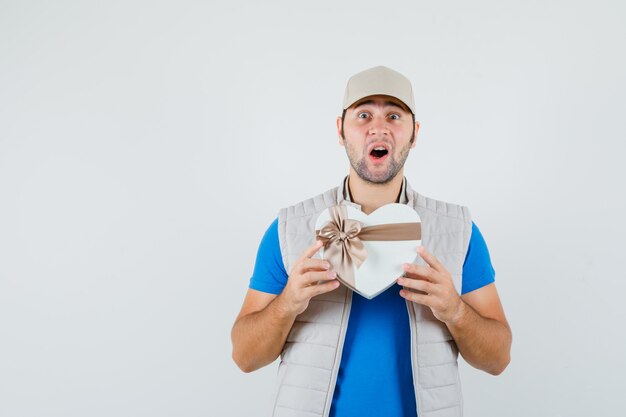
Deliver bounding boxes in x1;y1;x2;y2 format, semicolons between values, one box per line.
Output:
306;279;341;297
300;257;331;273
302;270;338;286
402;263;436;282
417;245;446;273
399;288;433;306
397;276;436;295
292;241;325;275
298;239;324;262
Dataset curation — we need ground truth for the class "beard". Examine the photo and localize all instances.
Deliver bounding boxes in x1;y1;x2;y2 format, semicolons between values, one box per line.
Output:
344;138;413;185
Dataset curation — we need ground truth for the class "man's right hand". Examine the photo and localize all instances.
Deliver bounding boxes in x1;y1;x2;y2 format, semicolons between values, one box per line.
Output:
278;240;340;316
231;239;340;372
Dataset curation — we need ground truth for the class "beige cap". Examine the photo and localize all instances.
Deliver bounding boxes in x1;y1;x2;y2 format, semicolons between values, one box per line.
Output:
342;65;416;115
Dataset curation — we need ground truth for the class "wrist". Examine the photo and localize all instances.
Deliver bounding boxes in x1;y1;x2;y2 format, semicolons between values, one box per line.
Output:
274;292;298;320
446;296;468;327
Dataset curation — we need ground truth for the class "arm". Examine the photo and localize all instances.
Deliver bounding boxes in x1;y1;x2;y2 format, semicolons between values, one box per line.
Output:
398;246;512;375
447;283;511;375
231;240;340;373
230;289;295;373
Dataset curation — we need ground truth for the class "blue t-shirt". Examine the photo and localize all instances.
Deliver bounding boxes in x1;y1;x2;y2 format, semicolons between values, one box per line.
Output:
249;218;496;417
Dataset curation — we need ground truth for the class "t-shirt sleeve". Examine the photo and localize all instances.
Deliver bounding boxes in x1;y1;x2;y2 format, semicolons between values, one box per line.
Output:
248;217;289;295
461;221;496;295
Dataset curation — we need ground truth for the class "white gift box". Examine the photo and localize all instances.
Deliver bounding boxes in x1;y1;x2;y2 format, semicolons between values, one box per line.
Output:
314;203;422;299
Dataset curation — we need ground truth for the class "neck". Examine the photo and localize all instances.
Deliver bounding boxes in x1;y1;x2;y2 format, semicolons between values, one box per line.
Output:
346;169;404;215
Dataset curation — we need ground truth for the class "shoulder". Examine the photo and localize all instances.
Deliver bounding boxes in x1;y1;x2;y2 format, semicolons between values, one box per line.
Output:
278;184;340;223
413;192;471;222
254;217;281;259
405;178;470;223
467;221;493;258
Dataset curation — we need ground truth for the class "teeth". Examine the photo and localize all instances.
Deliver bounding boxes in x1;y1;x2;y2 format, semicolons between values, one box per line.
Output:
374;146;386;151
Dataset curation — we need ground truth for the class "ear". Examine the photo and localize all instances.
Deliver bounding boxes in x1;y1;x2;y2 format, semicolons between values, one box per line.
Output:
336;116;345;147
410;120;420;148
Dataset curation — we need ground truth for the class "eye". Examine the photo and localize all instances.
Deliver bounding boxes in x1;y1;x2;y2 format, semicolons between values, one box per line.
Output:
389;113;400;120
358;112;369;119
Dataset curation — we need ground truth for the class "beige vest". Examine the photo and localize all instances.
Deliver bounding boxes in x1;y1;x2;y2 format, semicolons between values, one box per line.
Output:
271;175;472;417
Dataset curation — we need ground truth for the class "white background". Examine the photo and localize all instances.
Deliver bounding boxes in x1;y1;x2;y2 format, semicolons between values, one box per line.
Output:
1;1;625;416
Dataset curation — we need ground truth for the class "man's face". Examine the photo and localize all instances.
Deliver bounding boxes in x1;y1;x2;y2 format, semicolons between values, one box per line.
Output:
336;94;419;184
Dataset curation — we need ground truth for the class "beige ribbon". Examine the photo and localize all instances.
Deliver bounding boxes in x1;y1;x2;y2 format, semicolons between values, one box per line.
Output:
315;205;421;290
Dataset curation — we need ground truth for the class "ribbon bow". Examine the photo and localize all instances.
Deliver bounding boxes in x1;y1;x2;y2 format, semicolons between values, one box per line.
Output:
316;205;369;277
315;204;422;290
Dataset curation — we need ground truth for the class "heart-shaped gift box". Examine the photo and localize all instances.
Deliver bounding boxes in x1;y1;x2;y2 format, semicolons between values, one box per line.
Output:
314;203;422;299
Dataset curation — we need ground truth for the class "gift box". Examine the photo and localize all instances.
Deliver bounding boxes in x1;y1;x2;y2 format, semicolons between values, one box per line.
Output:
314;203;422;299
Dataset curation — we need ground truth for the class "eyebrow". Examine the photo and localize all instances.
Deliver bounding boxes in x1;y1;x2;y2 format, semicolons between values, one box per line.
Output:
353;100;408;112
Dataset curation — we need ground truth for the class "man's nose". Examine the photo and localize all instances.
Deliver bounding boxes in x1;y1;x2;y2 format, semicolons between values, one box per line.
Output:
368;118;390;136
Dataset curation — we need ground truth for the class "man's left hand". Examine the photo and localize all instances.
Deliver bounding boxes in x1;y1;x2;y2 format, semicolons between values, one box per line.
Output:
397;245;465;325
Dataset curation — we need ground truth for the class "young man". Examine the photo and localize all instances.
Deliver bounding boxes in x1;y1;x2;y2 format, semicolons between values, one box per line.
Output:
231;66;512;417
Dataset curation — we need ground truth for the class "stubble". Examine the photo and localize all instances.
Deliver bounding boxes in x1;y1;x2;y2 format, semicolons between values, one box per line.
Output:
344;139;412;185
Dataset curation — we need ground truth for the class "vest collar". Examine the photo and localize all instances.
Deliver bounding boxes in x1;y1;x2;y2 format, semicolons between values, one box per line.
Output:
335;174;416;209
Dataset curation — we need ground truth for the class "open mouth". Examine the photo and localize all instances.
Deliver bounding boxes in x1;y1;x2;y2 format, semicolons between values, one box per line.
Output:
370;147;388;158
369;145;389;161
